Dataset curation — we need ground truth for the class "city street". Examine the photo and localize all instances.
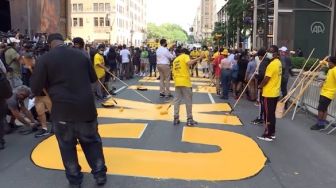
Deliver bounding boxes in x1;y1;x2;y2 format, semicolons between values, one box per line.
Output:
1;77;336;188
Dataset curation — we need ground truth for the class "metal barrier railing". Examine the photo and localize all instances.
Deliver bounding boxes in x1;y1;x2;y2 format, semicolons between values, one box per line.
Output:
289;76;336;134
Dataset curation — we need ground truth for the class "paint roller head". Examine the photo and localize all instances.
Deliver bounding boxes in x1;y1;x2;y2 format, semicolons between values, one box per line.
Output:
160;111;168;115
101;102;115;108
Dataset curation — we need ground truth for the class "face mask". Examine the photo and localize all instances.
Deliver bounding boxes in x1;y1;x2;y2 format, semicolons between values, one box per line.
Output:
266;52;273;59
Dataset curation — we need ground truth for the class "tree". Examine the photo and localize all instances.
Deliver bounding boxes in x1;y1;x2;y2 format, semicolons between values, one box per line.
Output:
224;0;253;48
146;23;188;43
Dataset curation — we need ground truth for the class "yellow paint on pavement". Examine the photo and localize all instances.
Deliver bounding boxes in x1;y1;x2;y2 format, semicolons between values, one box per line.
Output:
98;98;241;125
129;85;217;94
31;124;266;181
142;76;211;82
138;79;210;86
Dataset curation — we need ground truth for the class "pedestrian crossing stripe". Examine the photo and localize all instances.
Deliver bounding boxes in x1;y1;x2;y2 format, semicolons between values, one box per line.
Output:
129;85;217;94
98;98;241;125
31;124;266;181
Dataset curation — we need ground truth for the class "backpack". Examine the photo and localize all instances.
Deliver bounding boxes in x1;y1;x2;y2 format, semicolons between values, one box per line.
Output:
0;69;13;99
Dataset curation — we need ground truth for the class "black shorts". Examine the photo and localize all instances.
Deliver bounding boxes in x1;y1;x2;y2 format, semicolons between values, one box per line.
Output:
318;95;332;112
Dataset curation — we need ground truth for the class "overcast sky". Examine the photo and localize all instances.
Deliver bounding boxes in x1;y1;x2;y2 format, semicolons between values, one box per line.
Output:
147;0;201;31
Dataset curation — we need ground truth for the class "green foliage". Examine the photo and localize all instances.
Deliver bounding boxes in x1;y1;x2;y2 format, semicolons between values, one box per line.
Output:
147;23;188;42
224;0;253;46
290;57;319;70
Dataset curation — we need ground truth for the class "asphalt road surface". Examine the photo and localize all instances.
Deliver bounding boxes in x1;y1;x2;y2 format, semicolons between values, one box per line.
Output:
1;76;336;188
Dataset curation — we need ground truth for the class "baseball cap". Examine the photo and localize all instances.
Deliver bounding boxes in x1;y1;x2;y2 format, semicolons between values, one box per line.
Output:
279;46;288;52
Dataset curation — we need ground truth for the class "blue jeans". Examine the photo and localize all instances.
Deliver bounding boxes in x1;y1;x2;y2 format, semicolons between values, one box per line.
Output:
221;69;232;98
53;119;107;185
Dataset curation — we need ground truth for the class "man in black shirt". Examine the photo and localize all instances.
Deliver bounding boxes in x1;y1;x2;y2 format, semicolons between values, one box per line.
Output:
31;33;107;188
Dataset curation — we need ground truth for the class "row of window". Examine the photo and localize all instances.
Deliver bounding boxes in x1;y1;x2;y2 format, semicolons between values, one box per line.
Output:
94;17;111;27
72;2;145;13
73;3;83;12
93;3;111;12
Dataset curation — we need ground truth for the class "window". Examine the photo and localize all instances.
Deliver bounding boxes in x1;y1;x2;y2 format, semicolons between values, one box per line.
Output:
93;3;98;12
78;4;83;12
105;3;111;12
73;4;77;12
94;17;98;26
79;18;83;27
73;18;78;27
99;17;104;26
105;18;110;27
99;3;104;12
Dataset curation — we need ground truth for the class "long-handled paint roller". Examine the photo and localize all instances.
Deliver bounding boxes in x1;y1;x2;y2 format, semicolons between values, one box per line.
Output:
281;57;329;117
97;79;118;107
287;48;315;93
275;58;320;118
103;66;153;103
232;53;267;110
159;102;173;115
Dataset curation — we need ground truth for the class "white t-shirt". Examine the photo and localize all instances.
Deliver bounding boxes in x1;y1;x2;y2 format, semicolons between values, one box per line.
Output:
120;49;130;63
156;46;174;65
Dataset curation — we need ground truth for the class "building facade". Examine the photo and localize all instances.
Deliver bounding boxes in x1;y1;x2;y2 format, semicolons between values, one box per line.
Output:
68;0;147;46
192;0;215;43
9;0;67;37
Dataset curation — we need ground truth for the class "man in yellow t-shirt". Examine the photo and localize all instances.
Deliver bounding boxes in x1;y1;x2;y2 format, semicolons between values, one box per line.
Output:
189;47;200;77
257;45;282;142
311;56;336;130
94;44;108;99
201;46;210;78
172;48;204;126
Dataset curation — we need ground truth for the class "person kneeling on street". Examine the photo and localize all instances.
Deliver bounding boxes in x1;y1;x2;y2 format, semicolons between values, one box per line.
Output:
6;85;39;135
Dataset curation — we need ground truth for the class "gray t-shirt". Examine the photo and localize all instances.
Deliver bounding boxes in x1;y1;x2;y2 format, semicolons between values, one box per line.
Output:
246;59;257;79
280;56;293;79
6;94;23;111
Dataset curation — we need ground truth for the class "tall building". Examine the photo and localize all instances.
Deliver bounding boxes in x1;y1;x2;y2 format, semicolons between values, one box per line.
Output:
192;0;215;43
69;0;147;46
8;0;68;37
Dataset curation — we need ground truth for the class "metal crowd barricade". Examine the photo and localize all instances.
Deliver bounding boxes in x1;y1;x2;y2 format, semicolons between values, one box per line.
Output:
290;75;336;134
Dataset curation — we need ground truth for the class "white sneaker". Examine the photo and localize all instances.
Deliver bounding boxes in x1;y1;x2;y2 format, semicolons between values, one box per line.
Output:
257;135;273;142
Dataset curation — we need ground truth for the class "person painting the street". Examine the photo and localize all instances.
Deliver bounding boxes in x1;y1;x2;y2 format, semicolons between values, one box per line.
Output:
189;47;200;77
310;56;336;130
94;44;110;100
200;46;210;78
31;33;107;188
257;45;282;142
172;48;204;126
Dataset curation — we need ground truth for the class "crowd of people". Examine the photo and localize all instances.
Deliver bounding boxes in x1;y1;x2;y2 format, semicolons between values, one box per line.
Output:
0;30;335;187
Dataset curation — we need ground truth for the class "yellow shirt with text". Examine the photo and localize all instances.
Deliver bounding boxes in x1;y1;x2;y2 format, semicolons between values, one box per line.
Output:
321;67;336;99
262;58;282;98
173;54;192;87
94;53;105;79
